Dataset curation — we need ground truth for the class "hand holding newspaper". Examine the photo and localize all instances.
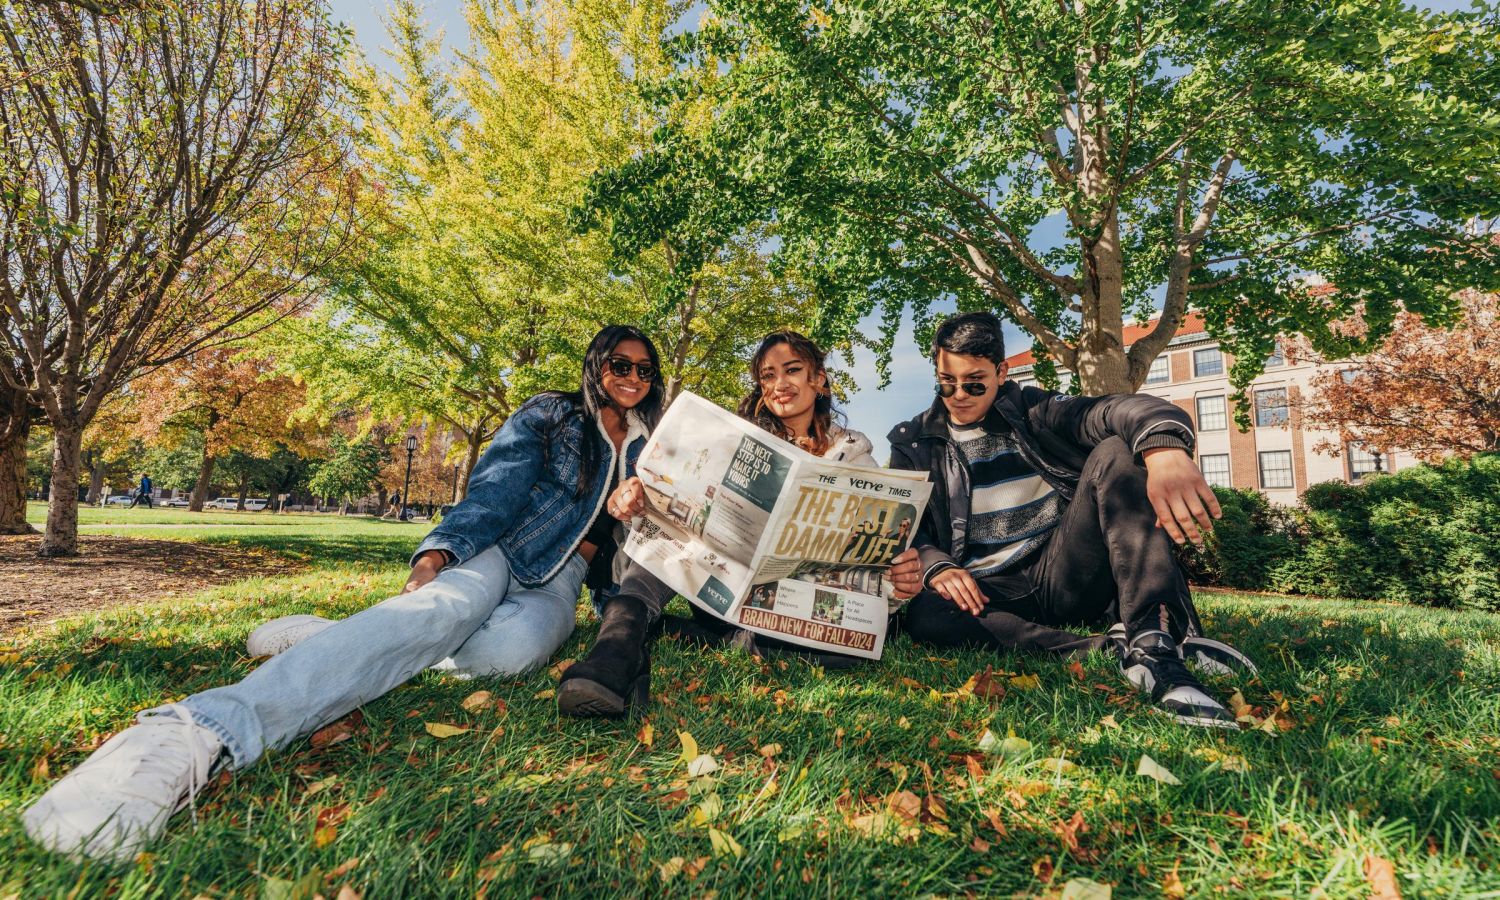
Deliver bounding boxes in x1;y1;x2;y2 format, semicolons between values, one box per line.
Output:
623;392;932;659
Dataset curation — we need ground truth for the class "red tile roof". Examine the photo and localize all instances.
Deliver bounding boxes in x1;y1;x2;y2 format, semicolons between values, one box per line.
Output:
1004;311;1209;369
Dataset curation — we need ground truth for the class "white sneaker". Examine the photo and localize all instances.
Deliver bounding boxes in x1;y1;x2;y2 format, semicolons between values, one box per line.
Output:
246;614;334;657
22;704;224;861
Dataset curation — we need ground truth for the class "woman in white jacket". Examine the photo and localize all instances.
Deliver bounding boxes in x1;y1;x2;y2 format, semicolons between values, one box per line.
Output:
559;330;917;717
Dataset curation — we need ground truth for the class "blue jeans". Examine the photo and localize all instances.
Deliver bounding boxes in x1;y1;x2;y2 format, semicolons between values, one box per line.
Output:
147;546;585;769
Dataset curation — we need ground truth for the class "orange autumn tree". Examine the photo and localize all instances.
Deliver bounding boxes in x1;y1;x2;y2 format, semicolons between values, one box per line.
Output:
130;348;308;510
1300;290;1500;463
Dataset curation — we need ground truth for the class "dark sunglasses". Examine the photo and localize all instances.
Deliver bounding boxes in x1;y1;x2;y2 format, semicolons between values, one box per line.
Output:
607;356;657;381
935;381;989;398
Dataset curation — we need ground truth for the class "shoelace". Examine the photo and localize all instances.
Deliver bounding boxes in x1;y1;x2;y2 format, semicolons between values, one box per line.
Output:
163;702;214;827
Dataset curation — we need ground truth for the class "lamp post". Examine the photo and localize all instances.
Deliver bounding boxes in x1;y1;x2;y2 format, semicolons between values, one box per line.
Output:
400;434;417;521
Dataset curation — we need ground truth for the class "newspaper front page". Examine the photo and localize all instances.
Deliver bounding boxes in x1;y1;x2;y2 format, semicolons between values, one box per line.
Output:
622;392;931;659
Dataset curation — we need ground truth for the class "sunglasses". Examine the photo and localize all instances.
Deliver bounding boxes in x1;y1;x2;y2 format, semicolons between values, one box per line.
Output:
935;381;990;398
606;356;657;381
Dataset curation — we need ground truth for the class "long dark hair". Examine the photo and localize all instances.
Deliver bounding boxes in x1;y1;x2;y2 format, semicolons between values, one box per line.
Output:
736;330;841;455
540;325;664;498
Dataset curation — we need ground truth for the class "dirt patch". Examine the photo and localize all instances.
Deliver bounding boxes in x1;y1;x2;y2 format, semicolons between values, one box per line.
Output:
0;535;299;632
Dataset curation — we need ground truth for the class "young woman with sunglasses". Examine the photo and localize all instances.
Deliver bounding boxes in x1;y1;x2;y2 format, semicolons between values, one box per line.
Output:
24;326;665;861
559;330;921;717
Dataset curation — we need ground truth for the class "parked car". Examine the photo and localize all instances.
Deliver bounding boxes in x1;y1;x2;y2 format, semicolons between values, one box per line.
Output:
162;497;192;508
104;495;135;506
243;498;269;512
204;498;237;510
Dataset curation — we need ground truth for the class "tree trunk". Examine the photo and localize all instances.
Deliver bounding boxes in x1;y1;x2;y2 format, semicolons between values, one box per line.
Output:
235;473;249;511
40;421;83;557
84;449;106;505
190;452;216;512
459;430;483;503
0;387;36;535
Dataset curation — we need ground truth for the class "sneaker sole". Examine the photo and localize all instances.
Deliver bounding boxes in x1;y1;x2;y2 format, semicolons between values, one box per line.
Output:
1154;706;1241;730
557;678;627;718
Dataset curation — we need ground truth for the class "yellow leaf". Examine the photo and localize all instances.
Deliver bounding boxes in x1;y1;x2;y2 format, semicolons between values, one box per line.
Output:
313;825;338;849
679;731;699;764
1136;754;1181;785
758;743;782;758
548;659;575;680
687;754;720;777
1163;861;1187;900
1009;674;1041;691
335;887;362;900
523;836;572;866
1099;714;1121;730
424;722;470;739
707;827;744;858
658;856;686;882
1035;757;1079;775
1060;877;1113;900
637;722;654;747
690;793;723;826
532;688;556;700
461;691;493;712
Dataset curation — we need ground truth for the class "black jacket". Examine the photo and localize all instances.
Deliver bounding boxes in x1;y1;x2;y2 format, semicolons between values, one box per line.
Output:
887;381;1195;584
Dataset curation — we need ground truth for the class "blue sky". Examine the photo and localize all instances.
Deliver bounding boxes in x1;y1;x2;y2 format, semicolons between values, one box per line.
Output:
327;0;1476;460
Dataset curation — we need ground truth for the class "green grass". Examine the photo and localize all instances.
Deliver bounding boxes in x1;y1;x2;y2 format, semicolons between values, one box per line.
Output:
2;518;1498;898
25;500;401;528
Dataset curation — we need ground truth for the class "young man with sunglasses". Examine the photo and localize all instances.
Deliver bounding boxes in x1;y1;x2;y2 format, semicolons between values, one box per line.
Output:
886;312;1255;729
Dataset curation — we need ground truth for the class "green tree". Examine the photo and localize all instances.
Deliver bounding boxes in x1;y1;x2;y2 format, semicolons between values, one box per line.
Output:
585;0;1500;397
0;0;352;555
307;433;384;514
275;0;818;491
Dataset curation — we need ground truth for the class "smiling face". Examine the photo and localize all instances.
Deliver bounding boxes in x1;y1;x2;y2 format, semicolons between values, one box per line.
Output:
935;349;1007;425
600;338;654;410
757;341;827;421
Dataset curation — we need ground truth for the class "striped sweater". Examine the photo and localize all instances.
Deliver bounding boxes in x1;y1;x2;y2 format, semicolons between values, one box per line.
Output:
948;417;1066;576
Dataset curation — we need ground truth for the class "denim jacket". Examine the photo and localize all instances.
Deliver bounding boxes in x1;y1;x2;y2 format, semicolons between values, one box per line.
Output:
412;394;649;586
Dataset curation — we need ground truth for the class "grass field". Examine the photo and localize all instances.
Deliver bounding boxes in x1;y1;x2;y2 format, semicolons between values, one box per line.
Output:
2;516;1498;898
25;500;406;529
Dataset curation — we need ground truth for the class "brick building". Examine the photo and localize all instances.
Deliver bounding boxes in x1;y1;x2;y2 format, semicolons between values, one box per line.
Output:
1004;310;1416;506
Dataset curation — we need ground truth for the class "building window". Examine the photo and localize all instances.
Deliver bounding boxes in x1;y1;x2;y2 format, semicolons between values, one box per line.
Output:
1196;394;1228;432
1144;355;1170;384
1199;454;1231;488
1349;446;1386;481
1193;347;1223;378
1254;387;1289;427
1265;340;1285;368
1258;450;1294;489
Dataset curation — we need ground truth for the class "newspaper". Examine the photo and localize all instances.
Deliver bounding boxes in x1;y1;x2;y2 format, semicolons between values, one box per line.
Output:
622;391;931;660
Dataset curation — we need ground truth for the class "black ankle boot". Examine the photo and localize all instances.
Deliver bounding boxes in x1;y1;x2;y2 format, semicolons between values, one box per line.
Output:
558;594;651;718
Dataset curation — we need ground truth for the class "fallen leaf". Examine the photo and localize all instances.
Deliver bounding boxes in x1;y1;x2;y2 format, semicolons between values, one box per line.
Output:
687;754;719;777
970;836;990;852
1060;877;1113;900
1009;673;1041;691
972;666;1007;701
658;856;686;882
1136;754;1181;785
885;789;922;821
532;688;555;700
522;835;572;866
1163;860;1187;899
1099;714;1121;730
424;722;470;739
261;871;321;900
679;731;699;764
1032;855;1054;883
1363;853;1402;900
637;722;654;747
549;659;575;680
690;793;724;826
461;691;494;712
707;827;744;858
310;712;363;750
758;743;782;758
1035;757;1079;776
1066;660;1086;681
335;887;362;900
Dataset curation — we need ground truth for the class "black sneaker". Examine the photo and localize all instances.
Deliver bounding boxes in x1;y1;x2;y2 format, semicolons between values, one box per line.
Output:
1121;631;1238;729
1180;635;1259;678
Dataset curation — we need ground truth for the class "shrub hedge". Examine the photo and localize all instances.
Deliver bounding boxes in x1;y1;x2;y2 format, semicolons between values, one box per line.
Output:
1179;453;1500;611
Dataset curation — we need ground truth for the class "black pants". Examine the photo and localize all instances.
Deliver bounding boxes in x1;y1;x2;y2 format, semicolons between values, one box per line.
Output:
902;437;1202;656
128;492;152;509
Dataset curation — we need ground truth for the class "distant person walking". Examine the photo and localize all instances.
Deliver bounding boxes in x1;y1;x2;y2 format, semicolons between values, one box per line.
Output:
128;473;153;509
